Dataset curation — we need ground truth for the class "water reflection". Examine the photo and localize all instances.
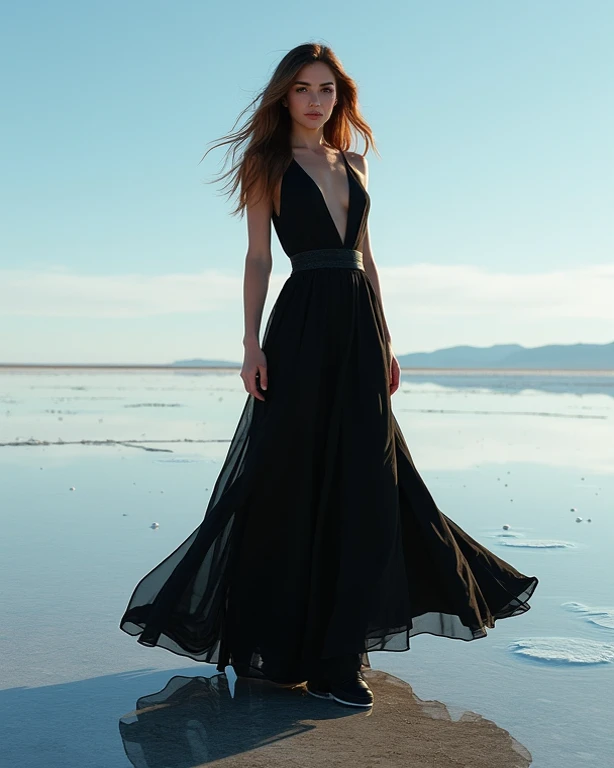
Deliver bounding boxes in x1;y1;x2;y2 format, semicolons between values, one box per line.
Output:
118;670;532;767
400;371;614;398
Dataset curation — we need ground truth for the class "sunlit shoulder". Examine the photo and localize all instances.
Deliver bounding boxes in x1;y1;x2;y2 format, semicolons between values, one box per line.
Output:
345;151;369;191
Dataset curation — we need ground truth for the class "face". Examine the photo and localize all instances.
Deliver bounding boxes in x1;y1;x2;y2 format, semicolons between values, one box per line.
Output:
283;61;338;129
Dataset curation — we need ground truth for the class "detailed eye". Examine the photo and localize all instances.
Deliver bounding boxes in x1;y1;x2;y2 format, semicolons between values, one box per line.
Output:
295;87;334;93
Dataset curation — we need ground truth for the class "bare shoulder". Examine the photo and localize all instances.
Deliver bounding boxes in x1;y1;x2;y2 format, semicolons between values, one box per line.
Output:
345;151;369;188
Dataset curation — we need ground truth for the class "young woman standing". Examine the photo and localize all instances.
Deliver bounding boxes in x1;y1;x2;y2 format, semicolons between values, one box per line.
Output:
120;42;539;709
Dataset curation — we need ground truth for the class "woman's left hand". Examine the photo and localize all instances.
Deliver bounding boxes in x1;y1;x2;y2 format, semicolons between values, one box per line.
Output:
388;342;400;396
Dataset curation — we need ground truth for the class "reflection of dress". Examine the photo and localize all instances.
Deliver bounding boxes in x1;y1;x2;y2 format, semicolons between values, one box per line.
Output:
119;150;539;684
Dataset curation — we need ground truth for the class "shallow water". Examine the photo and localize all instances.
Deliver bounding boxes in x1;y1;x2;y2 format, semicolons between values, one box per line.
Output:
1;368;612;767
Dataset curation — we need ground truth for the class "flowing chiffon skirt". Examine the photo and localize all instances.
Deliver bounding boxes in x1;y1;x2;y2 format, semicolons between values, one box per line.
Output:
119;249;538;684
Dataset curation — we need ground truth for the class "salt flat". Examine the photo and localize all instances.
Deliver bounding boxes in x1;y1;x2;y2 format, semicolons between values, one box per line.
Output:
1;368;612;767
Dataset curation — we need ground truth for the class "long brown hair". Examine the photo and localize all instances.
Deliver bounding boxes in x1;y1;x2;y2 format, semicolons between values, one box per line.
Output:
199;42;379;217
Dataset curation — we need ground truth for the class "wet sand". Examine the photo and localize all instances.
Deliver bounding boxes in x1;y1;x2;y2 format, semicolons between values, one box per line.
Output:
119;669;532;767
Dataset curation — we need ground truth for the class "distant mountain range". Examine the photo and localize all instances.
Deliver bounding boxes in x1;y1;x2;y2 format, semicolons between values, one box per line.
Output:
173;341;614;371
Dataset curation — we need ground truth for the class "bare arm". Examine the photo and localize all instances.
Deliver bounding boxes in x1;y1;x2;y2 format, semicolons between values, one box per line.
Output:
242;175;273;347
240;169;273;401
350;153;393;345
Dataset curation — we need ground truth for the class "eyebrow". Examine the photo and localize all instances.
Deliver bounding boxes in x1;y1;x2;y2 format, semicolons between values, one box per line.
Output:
292;80;335;86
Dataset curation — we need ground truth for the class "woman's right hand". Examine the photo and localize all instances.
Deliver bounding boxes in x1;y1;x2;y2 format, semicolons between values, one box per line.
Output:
241;343;268;402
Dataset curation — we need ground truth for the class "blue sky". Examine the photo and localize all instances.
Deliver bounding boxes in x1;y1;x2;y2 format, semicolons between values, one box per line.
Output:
1;0;612;364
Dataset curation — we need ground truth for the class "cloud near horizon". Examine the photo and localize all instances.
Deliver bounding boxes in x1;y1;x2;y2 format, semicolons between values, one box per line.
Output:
2;263;613;322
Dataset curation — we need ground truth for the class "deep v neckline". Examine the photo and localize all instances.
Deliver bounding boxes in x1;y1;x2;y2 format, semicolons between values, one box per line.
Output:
291;150;352;247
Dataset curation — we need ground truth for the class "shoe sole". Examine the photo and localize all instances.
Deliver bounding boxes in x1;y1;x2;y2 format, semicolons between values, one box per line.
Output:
306;687;373;707
306;687;333;700
331;693;373;707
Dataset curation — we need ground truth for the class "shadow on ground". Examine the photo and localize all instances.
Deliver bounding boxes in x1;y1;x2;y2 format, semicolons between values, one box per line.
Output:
119;668;533;767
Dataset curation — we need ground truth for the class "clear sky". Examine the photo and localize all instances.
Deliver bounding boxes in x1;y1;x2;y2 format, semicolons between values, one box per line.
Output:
1;0;612;364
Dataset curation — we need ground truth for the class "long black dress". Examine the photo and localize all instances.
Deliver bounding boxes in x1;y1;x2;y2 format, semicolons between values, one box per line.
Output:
119;149;539;684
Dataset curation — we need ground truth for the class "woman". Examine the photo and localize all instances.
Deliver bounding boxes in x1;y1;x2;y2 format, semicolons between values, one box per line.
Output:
120;42;539;709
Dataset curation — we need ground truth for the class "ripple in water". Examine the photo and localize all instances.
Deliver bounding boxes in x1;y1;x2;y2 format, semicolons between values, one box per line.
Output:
508;638;614;665
498;539;575;549
562;601;614;630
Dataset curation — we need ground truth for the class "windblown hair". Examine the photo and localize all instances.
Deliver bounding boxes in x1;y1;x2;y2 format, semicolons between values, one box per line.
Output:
199;42;379;217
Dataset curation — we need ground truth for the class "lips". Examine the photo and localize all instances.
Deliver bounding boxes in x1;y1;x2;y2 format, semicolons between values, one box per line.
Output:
305;112;322;116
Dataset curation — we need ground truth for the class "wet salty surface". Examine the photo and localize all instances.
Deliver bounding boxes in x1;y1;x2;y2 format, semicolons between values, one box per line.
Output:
1;368;613;767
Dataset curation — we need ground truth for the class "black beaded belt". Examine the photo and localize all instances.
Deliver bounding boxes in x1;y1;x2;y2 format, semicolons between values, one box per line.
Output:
289;248;364;273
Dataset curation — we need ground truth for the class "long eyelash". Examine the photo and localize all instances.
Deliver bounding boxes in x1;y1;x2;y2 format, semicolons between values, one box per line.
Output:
296;87;334;93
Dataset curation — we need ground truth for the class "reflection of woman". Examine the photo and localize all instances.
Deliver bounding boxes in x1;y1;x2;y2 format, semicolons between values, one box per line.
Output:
120;42;539;709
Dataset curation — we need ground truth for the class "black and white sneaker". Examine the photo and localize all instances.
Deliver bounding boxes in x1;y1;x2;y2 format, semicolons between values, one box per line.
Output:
329;672;374;707
305;677;333;700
